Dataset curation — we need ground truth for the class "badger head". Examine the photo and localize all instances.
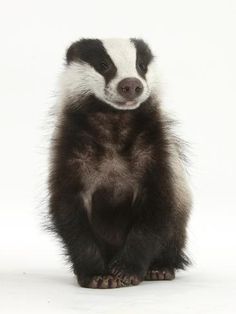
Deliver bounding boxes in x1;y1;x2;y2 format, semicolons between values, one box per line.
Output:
60;38;158;110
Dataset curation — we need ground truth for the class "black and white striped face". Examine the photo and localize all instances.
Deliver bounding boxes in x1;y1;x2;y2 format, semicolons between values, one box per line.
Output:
61;38;157;110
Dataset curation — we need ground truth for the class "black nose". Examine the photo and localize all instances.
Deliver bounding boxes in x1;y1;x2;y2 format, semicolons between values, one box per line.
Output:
117;78;143;100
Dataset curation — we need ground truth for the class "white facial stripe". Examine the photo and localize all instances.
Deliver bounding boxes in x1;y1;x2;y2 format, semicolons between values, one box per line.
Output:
145;59;160;99
58;62;105;104
102;39;138;79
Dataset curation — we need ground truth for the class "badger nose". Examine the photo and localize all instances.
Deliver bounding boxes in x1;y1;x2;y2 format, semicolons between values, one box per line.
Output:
117;78;143;100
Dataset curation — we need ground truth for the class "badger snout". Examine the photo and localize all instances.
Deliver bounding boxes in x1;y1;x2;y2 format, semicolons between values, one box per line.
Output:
117;77;143;101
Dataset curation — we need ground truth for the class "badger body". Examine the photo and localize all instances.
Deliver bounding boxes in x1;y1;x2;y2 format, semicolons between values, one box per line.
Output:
49;38;192;288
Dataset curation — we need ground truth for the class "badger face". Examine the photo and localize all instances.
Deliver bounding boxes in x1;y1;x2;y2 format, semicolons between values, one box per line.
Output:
62;38;156;110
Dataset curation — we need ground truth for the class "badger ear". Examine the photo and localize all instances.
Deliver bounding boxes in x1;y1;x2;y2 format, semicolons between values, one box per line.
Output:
66;41;81;64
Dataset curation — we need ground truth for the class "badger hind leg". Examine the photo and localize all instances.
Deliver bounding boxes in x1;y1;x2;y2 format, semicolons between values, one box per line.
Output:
145;268;175;281
145;248;190;281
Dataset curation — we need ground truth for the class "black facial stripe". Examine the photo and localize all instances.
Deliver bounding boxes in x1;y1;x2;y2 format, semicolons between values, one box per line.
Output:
66;39;117;84
131;38;154;79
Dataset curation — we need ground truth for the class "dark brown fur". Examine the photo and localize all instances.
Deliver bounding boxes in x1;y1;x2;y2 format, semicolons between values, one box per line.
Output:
48;94;191;288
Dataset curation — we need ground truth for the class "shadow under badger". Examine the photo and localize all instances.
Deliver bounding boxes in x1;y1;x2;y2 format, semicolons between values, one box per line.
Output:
49;38;192;288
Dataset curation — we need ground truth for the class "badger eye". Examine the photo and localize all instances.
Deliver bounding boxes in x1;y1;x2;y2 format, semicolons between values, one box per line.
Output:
138;62;147;73
99;62;110;72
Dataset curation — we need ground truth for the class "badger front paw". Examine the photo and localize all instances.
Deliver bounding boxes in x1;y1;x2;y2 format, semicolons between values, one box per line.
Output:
109;257;143;286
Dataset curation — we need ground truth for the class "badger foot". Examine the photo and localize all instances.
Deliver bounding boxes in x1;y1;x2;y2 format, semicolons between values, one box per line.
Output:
79;275;128;289
145;269;175;281
111;270;141;286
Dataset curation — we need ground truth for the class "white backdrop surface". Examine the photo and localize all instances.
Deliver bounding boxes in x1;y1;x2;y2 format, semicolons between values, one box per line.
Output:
0;0;236;313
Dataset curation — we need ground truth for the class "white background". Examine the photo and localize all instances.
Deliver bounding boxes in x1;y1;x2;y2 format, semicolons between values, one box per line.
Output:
0;0;236;313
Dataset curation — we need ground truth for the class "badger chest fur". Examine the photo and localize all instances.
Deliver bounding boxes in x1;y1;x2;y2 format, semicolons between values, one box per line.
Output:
49;38;192;288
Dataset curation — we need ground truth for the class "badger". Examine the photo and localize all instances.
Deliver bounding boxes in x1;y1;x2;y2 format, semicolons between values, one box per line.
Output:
49;38;192;289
